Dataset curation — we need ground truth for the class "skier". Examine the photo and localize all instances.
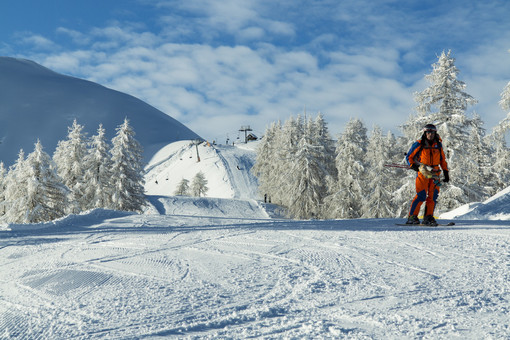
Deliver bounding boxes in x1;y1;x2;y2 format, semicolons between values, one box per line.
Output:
405;124;450;225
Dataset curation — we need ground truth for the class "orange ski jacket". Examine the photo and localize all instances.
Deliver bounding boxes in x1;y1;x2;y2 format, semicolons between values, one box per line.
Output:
406;137;448;172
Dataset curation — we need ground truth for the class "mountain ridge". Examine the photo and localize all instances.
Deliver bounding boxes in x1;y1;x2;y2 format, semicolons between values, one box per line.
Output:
0;56;200;165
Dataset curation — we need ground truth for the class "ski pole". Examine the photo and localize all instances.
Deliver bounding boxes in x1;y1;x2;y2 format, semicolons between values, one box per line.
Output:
384;164;443;187
384;163;412;169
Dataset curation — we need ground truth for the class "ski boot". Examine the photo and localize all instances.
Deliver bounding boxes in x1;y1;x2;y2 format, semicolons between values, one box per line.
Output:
406;215;420;225
423;215;438;226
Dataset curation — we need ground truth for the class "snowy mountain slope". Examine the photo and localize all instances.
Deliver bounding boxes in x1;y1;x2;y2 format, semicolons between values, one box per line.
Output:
0;57;200;165
144;140;260;200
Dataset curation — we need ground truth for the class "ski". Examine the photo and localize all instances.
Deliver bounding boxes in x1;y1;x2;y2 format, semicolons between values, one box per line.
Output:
395;222;455;227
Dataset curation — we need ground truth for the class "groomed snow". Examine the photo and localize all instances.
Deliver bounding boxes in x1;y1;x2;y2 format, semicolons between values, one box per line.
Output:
1;141;510;338
1;212;509;338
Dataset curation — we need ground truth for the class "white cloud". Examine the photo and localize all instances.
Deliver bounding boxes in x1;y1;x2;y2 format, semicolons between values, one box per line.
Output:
27;29;423;140
16;0;510;141
56;27;90;45
19;34;59;51
238;27;265;41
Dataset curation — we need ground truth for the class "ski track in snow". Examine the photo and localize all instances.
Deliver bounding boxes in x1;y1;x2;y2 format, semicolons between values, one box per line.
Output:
1;213;510;339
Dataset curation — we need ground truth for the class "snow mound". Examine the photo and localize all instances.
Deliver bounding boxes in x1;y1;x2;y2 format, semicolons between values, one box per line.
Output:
0;209;134;232
145;195;270;219
440;185;510;220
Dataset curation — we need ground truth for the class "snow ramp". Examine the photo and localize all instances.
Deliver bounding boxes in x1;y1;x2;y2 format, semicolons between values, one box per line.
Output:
146;195;270;219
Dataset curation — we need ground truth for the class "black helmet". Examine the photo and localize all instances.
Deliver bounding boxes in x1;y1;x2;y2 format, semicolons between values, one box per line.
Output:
423;124;437;133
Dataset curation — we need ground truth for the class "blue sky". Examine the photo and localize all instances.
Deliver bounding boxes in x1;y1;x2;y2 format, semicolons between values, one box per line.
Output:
1;0;510;141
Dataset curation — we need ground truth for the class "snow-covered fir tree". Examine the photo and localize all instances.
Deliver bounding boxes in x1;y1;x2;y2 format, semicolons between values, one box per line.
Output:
53;119;89;213
413;50;477;125
272;115;304;207
361;126;398;218
323;118;367;219
402;50;478;212
252;121;281;203
0;162;6;217
286;117;331;219
488;114;510;195
488;80;510;195
500;81;510;111
191;171;208;197
310;113;337;179
465;113;492;198
82;124;114;210
375;132;413;217
110;118;146;212
253;113;337;219
23;140;69;223
174;178;190;196
3;150;30;223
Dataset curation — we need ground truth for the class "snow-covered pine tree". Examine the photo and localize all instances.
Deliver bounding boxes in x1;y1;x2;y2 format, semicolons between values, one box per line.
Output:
500;81;510;111
310;113;337;180
487;112;510;195
110;118;146;212
3;150;30;223
323;118;367;219
488;80;510;194
191;171;208;197
272;115;304;207
0;162;6;217
82;124;114;210
465;113;492;199
404;50;478;211
391;134;418;217
361;126;397;218
286;117;330;219
491;80;510;193
174;178;190;196
412;50;477;129
53;119;88;213
252;121;281;203
24;140;69;223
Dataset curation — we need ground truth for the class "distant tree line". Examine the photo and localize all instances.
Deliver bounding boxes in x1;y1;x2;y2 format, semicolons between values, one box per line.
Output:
0;118;145;224
174;171;209;197
253;50;510;219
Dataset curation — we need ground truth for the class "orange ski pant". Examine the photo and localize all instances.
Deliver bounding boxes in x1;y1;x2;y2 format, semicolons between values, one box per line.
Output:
409;172;440;217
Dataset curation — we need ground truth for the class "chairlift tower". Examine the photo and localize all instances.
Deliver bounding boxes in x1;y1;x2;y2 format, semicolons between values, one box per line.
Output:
192;139;202;162
239;125;252;143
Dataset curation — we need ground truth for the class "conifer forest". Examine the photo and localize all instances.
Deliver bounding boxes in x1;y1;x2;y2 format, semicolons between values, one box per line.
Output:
0;118;146;224
253;50;510;219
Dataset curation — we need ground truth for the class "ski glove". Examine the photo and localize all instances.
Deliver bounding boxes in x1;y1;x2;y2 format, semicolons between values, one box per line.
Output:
443;170;450;183
410;163;419;172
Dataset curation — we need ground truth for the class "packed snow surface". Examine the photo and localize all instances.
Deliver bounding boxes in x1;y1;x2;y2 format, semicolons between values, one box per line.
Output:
1;141;510;338
1;212;509;338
